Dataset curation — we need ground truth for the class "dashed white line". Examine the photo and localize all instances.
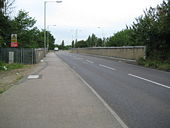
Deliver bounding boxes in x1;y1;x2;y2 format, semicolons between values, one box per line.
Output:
99;64;116;71
128;74;170;89
86;60;94;63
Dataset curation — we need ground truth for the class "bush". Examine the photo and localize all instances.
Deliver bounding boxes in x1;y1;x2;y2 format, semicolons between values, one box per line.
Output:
158;64;170;71
137;58;170;71
137;58;146;65
0;62;7;70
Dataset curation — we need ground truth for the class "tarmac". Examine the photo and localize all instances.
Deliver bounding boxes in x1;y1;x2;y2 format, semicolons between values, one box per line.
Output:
0;52;126;128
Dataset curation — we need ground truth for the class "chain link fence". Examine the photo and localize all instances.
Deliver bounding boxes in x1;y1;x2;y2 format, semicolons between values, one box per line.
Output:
0;48;45;64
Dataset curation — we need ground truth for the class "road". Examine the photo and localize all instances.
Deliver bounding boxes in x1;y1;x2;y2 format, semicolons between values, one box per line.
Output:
57;51;170;128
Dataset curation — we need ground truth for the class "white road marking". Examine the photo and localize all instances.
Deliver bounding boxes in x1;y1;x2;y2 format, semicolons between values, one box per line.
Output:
99;64;116;71
128;74;170;89
62;62;128;128
86;60;94;63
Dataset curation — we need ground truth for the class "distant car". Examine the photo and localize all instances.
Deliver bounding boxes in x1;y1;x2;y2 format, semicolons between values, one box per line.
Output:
54;47;59;51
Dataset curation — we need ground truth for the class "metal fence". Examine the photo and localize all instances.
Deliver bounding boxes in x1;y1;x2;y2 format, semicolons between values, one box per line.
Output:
0;48;45;64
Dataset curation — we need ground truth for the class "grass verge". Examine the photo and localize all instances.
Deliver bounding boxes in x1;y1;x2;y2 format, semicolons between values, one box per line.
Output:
0;87;4;94
0;61;24;71
137;58;170;71
0;62;25;94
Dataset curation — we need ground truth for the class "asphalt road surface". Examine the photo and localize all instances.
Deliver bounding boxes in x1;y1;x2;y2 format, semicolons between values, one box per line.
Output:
56;51;170;128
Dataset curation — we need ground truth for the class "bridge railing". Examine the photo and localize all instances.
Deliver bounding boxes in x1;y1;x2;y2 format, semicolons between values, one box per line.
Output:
71;46;146;60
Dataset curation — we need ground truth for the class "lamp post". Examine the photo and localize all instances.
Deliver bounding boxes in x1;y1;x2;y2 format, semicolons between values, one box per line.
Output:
74;29;82;44
97;27;105;47
44;1;62;55
47;25;56;50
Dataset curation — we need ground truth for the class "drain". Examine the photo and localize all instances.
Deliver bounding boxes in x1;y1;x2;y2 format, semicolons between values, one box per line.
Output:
27;75;39;79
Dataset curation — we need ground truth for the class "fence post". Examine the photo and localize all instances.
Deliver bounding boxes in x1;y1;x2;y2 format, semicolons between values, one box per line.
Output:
20;48;22;64
8;51;14;64
31;48;33;64
144;46;146;59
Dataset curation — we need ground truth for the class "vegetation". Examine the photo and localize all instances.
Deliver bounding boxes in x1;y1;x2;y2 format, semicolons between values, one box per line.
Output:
106;29;135;47
137;58;170;71
1;0;170;70
73;34;104;48
0;0;55;49
0;61;24;71
73;0;170;70
55;40;72;50
131;0;170;61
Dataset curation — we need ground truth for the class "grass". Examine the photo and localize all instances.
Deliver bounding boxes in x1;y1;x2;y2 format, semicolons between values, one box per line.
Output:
0;87;4;94
0;61;24;71
137;58;170;71
0;62;25;94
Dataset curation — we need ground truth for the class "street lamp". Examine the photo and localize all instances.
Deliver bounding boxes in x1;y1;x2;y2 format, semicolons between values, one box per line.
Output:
74;29;82;44
97;27;105;47
47;25;56;50
44;1;62;55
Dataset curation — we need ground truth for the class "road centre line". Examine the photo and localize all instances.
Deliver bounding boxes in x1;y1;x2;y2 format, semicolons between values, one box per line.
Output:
99;64;116;71
128;74;170;89
86;60;94;63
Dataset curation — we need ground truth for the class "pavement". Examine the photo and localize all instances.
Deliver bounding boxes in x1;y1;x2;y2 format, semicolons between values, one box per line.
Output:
0;52;125;128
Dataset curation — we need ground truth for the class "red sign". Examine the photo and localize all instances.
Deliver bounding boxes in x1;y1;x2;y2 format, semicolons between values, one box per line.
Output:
11;42;18;47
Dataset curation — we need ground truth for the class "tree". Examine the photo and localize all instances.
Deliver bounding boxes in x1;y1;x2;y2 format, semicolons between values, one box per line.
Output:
0;3;56;49
86;34;98;47
0;0;4;12
0;0;15;15
106;29;135;47
97;38;103;47
12;10;36;32
71;40;74;48
58;40;65;50
0;0;15;47
11;10;37;48
61;40;64;47
131;0;170;60
47;31;55;50
0;11;12;47
75;40;87;48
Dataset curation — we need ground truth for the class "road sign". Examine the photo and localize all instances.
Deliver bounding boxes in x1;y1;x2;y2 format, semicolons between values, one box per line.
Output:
11;42;18;47
11;34;17;42
11;34;18;47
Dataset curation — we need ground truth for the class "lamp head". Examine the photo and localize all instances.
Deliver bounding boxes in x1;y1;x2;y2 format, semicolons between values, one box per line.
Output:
56;1;62;3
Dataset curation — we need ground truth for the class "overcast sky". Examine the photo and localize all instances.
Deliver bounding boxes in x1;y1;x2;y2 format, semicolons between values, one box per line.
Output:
14;0;163;45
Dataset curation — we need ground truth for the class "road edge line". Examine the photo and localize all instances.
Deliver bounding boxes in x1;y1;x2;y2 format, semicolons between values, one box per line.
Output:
57;53;128;128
